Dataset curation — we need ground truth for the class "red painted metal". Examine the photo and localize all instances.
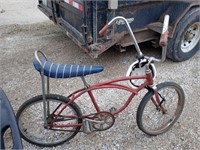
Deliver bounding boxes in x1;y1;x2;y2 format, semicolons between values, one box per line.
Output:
88;90;101;112
146;72;154;85
50;74;153;128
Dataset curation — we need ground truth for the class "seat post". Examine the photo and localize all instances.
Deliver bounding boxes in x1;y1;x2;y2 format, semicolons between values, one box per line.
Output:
35;50;50;127
40;69;49;127
80;76;90;88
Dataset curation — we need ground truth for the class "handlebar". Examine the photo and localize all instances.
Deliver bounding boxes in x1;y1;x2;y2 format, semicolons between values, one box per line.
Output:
99;15;170;63
99;24;109;36
99;16;143;58
159;15;170;47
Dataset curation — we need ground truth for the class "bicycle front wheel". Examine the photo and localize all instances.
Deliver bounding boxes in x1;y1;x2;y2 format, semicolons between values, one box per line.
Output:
16;94;82;147
136;82;185;135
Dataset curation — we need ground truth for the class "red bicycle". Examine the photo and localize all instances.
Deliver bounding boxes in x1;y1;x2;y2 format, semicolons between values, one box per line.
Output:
16;15;185;147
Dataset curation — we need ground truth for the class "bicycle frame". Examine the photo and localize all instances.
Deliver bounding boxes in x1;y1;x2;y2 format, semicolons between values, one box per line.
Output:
46;69;156;129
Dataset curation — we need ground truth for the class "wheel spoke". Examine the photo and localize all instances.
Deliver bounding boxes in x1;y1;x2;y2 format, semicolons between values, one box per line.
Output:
137;82;185;135
17;94;82;147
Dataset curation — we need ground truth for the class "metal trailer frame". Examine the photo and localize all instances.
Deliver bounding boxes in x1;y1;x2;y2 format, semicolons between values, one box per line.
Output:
38;0;200;58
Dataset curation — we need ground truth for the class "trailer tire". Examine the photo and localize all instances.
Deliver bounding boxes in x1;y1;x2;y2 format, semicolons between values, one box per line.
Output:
167;8;200;62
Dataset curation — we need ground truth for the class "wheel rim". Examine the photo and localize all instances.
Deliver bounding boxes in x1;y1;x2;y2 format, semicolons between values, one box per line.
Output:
181;22;200;53
18;99;80;146
141;86;183;135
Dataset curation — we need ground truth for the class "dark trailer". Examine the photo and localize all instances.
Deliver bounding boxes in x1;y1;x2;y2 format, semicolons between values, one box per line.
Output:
38;0;200;61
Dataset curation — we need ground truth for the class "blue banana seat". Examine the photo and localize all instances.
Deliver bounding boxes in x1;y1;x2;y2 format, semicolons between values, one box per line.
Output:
33;59;104;78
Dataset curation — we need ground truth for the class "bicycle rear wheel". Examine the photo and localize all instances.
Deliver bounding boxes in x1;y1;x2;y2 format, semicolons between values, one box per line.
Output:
136;82;185;135
16;94;82;147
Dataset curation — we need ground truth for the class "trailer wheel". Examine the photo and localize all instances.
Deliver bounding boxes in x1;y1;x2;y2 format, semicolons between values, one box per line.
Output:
167;8;200;62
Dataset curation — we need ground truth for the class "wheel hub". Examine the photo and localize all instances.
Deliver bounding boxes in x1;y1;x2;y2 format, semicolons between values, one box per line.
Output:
181;22;200;53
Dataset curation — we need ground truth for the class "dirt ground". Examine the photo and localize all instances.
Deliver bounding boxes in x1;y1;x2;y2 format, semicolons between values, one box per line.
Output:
0;1;200;149
1;21;200;150
0;0;48;25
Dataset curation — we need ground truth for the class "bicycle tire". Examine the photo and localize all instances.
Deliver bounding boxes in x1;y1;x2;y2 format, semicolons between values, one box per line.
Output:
16;94;82;147
136;82;185;135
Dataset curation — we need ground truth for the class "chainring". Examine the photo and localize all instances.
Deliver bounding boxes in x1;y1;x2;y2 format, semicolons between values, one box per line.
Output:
92;111;115;131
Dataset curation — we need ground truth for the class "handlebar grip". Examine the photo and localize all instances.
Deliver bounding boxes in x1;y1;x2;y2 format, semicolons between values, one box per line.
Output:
99;24;109;36
159;31;169;47
159;15;170;47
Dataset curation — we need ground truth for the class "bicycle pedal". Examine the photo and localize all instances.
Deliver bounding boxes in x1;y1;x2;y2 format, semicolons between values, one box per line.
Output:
83;119;93;134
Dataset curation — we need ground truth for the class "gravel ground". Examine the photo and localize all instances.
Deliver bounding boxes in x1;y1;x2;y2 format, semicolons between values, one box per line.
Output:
0;21;200;150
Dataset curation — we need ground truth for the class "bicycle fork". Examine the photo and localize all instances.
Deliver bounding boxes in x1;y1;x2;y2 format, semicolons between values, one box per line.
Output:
151;86;167;114
145;62;167;114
